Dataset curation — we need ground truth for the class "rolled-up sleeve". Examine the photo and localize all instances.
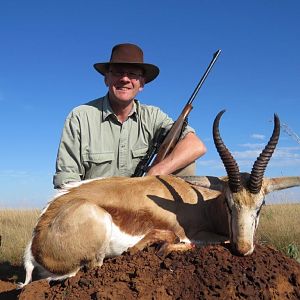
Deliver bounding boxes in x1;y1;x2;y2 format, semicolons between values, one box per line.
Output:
53;112;84;188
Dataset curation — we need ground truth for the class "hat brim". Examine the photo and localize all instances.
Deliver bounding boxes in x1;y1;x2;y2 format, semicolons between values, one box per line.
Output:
93;62;159;83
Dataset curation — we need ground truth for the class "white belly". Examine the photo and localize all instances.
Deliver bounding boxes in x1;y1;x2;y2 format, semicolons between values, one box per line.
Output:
105;222;144;257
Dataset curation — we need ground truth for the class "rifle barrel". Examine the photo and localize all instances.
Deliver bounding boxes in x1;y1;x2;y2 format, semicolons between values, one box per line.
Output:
188;49;221;105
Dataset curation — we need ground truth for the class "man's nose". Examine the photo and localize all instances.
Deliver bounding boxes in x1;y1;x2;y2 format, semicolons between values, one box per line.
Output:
119;73;131;81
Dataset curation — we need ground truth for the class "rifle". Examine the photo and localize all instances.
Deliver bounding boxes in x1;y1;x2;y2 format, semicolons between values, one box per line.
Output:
132;49;221;177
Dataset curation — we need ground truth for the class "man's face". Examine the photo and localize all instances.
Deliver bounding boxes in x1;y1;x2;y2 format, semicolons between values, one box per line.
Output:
105;64;145;105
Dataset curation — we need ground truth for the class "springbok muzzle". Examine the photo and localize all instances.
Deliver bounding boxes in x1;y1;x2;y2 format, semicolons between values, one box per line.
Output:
233;240;254;256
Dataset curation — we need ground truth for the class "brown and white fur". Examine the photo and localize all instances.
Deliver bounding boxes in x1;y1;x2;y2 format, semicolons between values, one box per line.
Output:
19;111;300;288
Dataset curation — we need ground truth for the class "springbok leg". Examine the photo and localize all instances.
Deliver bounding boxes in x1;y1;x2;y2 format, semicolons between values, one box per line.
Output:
129;229;180;254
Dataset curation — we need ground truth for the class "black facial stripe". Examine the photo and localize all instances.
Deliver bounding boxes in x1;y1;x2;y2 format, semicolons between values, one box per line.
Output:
256;199;265;217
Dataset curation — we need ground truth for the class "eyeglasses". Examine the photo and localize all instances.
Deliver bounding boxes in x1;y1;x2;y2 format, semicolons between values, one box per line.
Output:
108;70;143;80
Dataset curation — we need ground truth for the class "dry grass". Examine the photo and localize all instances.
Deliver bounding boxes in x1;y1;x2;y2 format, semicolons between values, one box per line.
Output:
0;204;299;266
256;203;300;262
0;209;40;265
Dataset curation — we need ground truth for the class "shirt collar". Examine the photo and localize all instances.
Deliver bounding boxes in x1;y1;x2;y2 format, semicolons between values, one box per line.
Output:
102;94;138;122
102;94;114;121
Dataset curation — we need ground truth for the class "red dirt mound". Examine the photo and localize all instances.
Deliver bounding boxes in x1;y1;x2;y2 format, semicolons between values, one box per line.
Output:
1;244;300;299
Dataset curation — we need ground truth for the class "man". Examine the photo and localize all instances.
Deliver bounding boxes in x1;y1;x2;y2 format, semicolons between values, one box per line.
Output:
53;43;206;188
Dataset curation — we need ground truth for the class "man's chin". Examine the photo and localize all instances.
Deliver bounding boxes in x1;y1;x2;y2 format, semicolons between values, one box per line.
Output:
115;93;135;101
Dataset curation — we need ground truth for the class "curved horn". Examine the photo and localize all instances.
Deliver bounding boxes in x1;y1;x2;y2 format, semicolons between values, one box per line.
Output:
213;110;242;193
248;114;280;194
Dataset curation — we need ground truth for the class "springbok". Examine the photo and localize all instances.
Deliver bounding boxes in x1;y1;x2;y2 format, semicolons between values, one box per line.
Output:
19;110;300;288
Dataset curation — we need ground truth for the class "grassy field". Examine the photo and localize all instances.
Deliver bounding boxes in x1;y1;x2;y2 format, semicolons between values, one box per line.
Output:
0;204;299;267
256;203;300;262
0;209;40;265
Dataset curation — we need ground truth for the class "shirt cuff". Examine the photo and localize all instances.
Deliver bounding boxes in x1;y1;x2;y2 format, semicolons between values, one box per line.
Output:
53;172;81;189
180;124;195;139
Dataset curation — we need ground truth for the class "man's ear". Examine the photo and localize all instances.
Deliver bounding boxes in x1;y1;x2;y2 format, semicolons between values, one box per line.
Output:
139;78;145;91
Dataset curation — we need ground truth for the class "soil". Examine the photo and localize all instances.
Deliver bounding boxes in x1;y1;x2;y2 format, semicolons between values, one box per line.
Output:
0;243;299;300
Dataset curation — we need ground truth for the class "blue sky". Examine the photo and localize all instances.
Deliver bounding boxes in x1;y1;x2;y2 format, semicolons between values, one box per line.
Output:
1;0;299;208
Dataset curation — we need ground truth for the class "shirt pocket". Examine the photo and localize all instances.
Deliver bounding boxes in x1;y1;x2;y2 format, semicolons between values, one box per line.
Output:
82;152;115;178
131;147;149;173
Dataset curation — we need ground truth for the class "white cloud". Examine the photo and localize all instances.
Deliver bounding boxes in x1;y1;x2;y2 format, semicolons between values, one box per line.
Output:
231;145;300;160
273;148;300;159
268;158;300;168
251;133;265;140
200;144;300;174
233;150;260;159
238;143;265;149
197;159;224;169
0;170;29;178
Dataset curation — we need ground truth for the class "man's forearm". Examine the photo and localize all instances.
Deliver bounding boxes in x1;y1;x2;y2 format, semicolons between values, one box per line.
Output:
147;132;206;176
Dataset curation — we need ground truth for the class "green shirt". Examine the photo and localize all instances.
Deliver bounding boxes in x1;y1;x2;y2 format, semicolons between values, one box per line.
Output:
53;95;195;188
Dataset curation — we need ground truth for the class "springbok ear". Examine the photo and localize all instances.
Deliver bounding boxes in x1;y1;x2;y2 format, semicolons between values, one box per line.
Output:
263;177;300;194
191;185;223;200
182;176;226;192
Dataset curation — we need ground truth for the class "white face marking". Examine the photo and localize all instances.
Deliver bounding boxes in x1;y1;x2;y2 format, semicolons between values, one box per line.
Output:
225;190;264;256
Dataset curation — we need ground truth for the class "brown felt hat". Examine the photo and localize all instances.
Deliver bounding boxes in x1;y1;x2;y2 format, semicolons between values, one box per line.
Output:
94;43;160;83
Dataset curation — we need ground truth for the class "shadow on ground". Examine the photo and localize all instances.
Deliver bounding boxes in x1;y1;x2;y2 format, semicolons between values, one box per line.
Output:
0;262;24;282
0;262;40;300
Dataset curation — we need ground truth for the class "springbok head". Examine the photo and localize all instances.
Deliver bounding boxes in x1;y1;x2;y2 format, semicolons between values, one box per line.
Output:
213;110;292;255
